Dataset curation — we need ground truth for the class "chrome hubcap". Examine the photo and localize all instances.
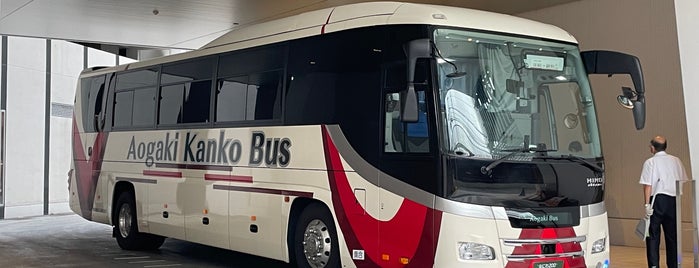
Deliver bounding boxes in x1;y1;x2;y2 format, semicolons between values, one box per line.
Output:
118;204;132;238
302;219;331;268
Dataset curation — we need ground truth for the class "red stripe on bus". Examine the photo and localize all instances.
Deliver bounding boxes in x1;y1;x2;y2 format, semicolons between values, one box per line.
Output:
204;174;253;183
72;119;109;221
321;9;334;34
212;185;313;198
156;163;232;171
321;125;440;267
143;170;182;178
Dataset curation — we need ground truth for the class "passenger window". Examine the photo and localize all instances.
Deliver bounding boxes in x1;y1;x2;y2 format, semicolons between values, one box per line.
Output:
161;57;214;84
182;80;212;123
81;75;106;132
116;69;157;90
158;81;212;125
159;84;184;125
113;91;134;128
215;71;281;122
216;76;248;122
132;87;156;127
157;57;215;126
218;46;284;78
246;71;281;120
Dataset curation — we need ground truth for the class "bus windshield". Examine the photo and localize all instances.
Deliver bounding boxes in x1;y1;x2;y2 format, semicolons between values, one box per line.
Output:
434;28;604;208
434;28;601;159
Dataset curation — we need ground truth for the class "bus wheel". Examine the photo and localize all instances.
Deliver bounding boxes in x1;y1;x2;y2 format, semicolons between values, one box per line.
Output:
292;203;340;268
114;191;165;250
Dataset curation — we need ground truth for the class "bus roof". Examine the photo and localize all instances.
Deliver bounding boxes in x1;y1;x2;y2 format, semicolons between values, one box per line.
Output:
85;1;576;76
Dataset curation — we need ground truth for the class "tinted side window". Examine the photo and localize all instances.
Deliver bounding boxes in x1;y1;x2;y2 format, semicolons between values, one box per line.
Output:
113;68;159;129
158;57;214;126
113;91;134;128
132;87;156;127
216;76;248;122
81;75;106;132
161;57;214;84
215;71;281;122
215;44;284;124
116;69;158;90
247;71;282;120
159;84;183;125
182;80;212;123
218;47;284;77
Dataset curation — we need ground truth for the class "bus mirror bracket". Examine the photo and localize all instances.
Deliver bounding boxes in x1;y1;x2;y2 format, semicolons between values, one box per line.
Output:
581;50;645;130
402;38;431;123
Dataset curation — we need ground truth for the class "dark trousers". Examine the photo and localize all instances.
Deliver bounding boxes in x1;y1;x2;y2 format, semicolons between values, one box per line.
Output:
646;194;678;268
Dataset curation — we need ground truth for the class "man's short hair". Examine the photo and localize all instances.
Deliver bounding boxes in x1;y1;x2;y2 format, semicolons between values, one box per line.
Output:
651;139;667;151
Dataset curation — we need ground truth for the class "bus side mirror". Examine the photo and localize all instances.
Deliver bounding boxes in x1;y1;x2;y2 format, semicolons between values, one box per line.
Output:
581;50;645;130
402;39;431;123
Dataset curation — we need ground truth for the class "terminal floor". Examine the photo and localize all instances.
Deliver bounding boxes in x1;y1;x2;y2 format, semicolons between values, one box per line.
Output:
611;245;696;267
0;214;696;267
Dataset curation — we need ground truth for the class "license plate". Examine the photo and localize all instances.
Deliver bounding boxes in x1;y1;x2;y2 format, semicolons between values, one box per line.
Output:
532;260;564;268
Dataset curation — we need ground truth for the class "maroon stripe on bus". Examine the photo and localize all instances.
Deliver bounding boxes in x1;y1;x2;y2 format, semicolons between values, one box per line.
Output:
321;9;334;34
143;170;182;178
213;185;313;198
155;163;232;171
204;174;253;183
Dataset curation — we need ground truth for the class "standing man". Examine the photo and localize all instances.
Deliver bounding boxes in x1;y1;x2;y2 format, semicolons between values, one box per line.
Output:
639;136;689;268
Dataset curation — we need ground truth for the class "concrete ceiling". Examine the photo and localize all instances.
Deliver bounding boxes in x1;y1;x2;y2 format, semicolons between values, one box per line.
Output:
0;0;578;50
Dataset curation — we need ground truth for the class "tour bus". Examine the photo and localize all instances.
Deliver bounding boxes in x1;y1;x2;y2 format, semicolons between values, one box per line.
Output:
69;2;646;268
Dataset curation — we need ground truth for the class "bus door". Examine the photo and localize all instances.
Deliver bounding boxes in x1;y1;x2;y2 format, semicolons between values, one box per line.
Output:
378;59;439;266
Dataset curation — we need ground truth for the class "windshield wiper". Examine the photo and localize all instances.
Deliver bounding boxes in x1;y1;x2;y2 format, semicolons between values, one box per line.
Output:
480;148;556;175
534;154;604;173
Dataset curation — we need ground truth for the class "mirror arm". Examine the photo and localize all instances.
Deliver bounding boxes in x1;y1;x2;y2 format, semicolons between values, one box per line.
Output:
582;50;646;130
402;38;431;123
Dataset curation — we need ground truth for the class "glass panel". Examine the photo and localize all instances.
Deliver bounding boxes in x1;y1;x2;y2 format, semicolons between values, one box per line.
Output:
246;71;281;120
546;82;591;155
116;69;158;90
132;87;156;127
433;28;601;159
216;76;248;122
113;91;134;128
182;80;212;123
161;57;214;84
406;91;429;152
383;91;429;153
218;46;284;78
434;28;605;208
384;92;403;152
82;75;105;132
159;84;184;125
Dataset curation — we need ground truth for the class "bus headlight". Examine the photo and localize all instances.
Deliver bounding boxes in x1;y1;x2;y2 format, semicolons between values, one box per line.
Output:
457;242;495;260
592;237;606;254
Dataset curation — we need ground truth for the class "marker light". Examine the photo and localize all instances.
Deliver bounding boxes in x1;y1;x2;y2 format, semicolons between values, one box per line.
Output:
457;242;495;260
592;237;606;254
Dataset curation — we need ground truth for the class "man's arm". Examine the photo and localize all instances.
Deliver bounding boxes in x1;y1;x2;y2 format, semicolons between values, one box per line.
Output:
644;184;652;204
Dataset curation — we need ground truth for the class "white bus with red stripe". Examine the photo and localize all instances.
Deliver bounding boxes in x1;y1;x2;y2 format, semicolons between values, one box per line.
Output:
69;2;646;268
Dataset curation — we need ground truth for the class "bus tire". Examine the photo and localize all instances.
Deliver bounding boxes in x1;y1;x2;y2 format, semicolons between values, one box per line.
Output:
114;191;165;250
292;203;340;268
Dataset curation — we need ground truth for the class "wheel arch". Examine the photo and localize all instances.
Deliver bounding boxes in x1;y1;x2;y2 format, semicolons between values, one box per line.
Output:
111;181;135;226
287;197;340;267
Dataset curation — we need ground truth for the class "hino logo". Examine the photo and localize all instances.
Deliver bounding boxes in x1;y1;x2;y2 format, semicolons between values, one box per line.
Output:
586;177;604;187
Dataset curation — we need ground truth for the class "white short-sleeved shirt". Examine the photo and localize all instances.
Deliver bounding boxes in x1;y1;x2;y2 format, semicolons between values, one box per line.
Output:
639;151;690;197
